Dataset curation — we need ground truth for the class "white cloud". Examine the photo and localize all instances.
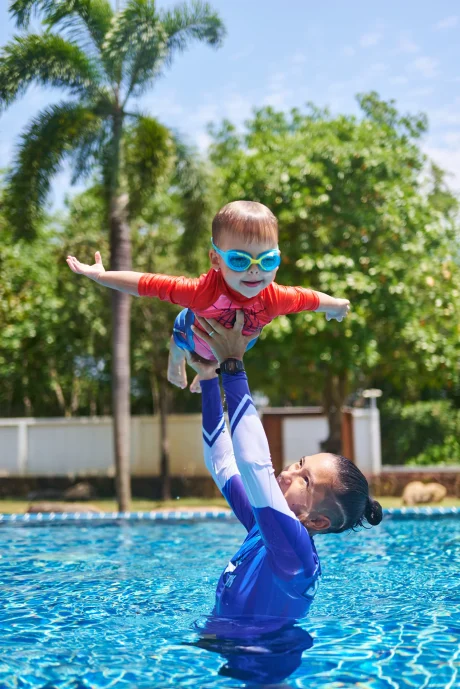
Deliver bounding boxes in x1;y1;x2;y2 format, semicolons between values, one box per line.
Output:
410;56;439;78
343;45;355;57
263;71;294;107
397;37;419;54
263;88;292;109
430;102;460;127
435;16;458;30
231;46;254;61
189;102;220;128
225;93;254;122
389;75;409;85
442;131;460;146
369;62;388;73
407;86;434;97
360;32;382;48
139;89;184;120
291;52;306;65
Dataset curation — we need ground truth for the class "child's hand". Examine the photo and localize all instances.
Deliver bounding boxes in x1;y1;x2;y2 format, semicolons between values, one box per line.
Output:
66;251;105;282
325;298;350;322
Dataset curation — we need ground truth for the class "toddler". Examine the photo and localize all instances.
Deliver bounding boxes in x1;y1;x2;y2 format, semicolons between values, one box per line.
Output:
66;201;350;391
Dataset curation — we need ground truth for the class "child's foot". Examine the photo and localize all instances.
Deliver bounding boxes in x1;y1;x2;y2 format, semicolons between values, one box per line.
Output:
168;339;187;389
189;374;202;394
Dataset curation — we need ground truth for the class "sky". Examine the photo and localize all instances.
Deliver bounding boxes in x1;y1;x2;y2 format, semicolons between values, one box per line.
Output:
1;0;459;209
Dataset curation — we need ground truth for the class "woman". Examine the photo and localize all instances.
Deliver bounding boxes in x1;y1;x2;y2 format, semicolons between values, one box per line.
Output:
186;311;382;680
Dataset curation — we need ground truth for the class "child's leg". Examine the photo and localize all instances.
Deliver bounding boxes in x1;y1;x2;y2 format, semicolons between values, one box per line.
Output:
168;308;218;392
167;337;187;389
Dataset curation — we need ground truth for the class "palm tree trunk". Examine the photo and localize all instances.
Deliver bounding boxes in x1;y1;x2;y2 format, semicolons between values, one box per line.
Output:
158;376;172;501
320;371;348;455
110;191;132;511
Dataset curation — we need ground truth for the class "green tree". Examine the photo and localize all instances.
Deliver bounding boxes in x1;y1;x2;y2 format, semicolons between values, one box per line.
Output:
0;181;113;418
1;0;225;509
209;93;460;452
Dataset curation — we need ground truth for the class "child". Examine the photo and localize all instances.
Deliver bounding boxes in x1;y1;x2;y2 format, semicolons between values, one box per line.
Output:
66;200;350;391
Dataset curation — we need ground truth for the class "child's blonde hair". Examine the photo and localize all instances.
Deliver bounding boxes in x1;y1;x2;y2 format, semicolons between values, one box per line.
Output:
212;201;278;246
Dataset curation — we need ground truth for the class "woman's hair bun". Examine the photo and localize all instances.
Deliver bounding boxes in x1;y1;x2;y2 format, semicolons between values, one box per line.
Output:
364;497;383;526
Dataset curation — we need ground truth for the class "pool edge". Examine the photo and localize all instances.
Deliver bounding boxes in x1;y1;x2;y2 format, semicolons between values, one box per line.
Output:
0;506;459;523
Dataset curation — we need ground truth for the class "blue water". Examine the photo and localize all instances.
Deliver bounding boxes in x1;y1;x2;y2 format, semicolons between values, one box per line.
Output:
0;516;459;688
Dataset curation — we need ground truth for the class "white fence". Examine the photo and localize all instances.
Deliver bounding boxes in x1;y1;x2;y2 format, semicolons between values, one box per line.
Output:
281;408;381;474
0;409;381;477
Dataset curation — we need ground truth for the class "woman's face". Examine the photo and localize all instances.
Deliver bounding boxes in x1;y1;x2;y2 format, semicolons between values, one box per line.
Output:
277;453;343;532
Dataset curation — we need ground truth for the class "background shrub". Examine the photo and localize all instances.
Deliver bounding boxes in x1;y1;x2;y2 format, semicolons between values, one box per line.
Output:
380;400;460;465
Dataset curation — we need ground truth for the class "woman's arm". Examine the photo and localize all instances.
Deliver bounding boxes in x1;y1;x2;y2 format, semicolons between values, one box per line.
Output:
222;371;317;579
192;313;317;580
200;376;255;532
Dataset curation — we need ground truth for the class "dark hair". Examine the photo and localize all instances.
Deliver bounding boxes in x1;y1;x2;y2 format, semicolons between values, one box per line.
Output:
212;200;278;245
331;454;383;533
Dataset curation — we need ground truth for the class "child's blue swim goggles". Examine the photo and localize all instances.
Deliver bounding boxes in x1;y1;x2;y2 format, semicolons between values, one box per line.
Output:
211;239;281;272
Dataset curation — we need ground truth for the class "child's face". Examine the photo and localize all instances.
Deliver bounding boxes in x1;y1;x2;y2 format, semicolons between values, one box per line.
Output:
210;233;279;298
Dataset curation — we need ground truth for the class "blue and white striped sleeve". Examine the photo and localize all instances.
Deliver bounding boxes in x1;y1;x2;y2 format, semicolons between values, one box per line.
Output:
200;378;255;532
223;371;317;580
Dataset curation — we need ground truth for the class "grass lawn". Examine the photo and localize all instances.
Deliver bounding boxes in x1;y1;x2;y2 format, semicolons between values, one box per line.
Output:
0;496;459;514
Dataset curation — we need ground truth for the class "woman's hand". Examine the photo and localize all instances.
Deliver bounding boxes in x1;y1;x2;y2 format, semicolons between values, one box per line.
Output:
66;251;106;282
191;311;259;364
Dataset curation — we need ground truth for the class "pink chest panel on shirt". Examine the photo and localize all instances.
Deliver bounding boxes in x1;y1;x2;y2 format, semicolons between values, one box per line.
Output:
192;295;273;359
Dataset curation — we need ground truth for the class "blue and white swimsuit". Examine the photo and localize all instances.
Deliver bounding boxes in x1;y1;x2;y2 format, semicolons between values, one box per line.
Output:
200;372;321;632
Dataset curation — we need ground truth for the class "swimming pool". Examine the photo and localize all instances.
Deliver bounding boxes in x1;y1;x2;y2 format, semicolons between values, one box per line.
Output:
1;513;459;688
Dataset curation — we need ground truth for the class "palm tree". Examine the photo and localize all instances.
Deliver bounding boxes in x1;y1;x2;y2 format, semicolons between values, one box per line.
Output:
1;0;225;510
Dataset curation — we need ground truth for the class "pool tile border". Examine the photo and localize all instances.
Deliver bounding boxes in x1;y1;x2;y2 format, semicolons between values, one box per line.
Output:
0;510;235;523
0;506;458;524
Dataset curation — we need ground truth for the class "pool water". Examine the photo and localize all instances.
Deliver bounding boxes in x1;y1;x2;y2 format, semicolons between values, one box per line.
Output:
0;516;459;688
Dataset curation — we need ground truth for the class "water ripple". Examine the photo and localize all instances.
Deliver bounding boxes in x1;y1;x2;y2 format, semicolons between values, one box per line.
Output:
0;518;458;687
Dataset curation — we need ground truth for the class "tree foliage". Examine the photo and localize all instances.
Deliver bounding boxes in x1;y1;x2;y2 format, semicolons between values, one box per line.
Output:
209;93;460;428
0;178;209;417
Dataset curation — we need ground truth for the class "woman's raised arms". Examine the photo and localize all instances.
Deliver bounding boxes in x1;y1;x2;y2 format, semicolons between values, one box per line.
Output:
193;313;318;581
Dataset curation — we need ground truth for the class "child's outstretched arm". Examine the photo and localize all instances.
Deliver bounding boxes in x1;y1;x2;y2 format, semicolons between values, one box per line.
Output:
67;252;142;296
66;251;201;305
268;283;350;322
312;291;350;322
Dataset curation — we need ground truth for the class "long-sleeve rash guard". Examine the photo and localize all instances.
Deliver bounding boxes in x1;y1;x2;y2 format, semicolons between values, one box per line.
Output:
138;269;320;358
200;373;321;629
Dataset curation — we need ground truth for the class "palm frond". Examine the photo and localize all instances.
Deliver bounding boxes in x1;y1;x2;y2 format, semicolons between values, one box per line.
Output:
69;92;115;184
124;115;173;217
4;101;104;239
0;33;103;109
102;0;167;99
70;117;112;184
9;1;113;52
160;0;225;56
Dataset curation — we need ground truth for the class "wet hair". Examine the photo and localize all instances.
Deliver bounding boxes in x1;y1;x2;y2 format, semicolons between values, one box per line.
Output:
211;200;278;246
330;454;383;533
